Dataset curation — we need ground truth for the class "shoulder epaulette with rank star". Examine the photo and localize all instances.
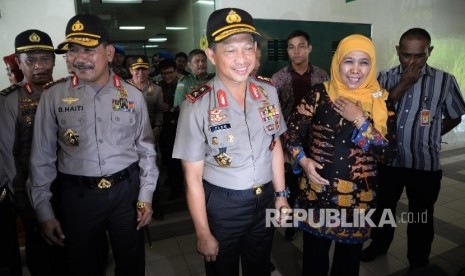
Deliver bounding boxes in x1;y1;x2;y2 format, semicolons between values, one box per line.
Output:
43;76;71;90
0;84;20;96
252;75;274;86
186;84;212;103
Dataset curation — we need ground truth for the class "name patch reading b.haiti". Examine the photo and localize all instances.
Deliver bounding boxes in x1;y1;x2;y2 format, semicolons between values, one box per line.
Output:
210;123;231;133
58;106;84;112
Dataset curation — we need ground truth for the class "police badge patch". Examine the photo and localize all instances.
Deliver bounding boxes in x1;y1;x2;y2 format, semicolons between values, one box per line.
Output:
64;129;79;146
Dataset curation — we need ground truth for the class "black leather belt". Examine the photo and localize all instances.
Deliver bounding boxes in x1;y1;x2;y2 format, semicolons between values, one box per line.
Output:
63;163;137;189
203;180;271;197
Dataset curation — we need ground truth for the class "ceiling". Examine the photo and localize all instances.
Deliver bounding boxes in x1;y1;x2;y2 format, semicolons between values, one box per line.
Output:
77;0;195;45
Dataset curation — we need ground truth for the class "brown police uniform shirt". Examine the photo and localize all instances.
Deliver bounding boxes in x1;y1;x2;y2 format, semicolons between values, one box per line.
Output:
0;81;44;193
172;76;286;190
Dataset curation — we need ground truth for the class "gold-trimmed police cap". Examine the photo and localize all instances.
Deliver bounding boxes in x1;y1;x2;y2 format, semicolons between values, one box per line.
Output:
206;8;260;44
15;29;54;54
54;44;69;55
130;55;150;70
57;14;110;50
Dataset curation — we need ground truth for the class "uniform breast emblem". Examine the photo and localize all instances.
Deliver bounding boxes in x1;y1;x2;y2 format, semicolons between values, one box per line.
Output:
61;97;79;104
64;129;79;146
214;148;232;167
208;107;227;122
118;88;128;98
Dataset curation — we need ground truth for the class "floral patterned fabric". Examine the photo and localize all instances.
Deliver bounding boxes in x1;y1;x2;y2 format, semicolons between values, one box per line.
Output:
285;83;393;244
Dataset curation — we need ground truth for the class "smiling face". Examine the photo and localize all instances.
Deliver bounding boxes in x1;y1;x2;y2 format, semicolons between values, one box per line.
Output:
130;67;149;85
338;51;372;89
68;43;114;86
17;50;55;86
205;33;256;88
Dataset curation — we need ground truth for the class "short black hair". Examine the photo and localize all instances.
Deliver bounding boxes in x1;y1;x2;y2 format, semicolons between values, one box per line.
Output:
287;30;310;44
159;59;177;71
399;28;431;46
175;51;188;60
187;49;206;62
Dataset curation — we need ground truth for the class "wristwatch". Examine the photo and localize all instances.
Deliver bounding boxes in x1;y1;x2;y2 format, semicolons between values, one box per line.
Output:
274;187;290;198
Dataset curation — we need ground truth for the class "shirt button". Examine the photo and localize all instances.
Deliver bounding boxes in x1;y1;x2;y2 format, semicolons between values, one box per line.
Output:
97;117;102;122
400;126;404;128
60;119;66;124
101;161;106;165
98;139;103;143
405;109;409;112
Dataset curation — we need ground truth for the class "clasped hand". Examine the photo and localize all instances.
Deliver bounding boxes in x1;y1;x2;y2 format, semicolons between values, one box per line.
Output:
334;96;363;122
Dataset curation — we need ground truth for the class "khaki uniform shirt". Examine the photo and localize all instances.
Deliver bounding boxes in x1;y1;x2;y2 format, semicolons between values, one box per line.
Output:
173;76;286;190
129;80;163;128
28;73;158;222
0;81;43;193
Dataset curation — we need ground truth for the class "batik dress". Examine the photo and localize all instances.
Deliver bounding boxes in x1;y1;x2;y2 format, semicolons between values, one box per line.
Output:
286;83;390;244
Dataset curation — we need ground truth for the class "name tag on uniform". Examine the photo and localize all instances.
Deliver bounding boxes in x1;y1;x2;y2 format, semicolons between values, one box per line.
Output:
210;123;231;133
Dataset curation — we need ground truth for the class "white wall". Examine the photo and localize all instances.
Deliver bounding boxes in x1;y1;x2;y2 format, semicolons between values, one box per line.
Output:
1;0;463;89
217;0;465;90
0;0;75;89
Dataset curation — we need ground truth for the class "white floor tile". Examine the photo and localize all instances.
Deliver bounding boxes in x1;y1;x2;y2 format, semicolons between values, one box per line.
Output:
431;234;459;255
434;205;465;222
145;238;182;261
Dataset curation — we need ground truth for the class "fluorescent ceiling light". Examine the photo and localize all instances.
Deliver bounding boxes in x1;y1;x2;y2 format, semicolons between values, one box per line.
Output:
148;38;167;42
119;26;146;30
143;45;159;48
166;27;189;30
196;0;214;5
102;0;143;3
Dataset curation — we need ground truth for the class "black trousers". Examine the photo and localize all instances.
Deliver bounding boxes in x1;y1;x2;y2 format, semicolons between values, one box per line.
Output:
369;165;441;267
302;232;363;276
203;181;275;276
15;189;67;276
57;164;145;276
0;197;22;276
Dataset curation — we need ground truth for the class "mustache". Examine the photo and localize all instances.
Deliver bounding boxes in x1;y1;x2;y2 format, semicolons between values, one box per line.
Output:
73;62;95;70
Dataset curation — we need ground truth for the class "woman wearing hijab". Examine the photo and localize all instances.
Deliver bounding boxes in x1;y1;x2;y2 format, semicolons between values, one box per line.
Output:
285;34;394;276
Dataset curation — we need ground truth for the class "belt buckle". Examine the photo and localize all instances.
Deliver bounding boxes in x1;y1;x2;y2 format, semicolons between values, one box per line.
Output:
97;178;112;189
253;185;263;195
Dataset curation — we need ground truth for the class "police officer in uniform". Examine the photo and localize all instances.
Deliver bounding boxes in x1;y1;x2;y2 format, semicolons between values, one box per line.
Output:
173;8;290;276
173;49;215;108
27;14;158;276
128;55;163;140
0;29;65;276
